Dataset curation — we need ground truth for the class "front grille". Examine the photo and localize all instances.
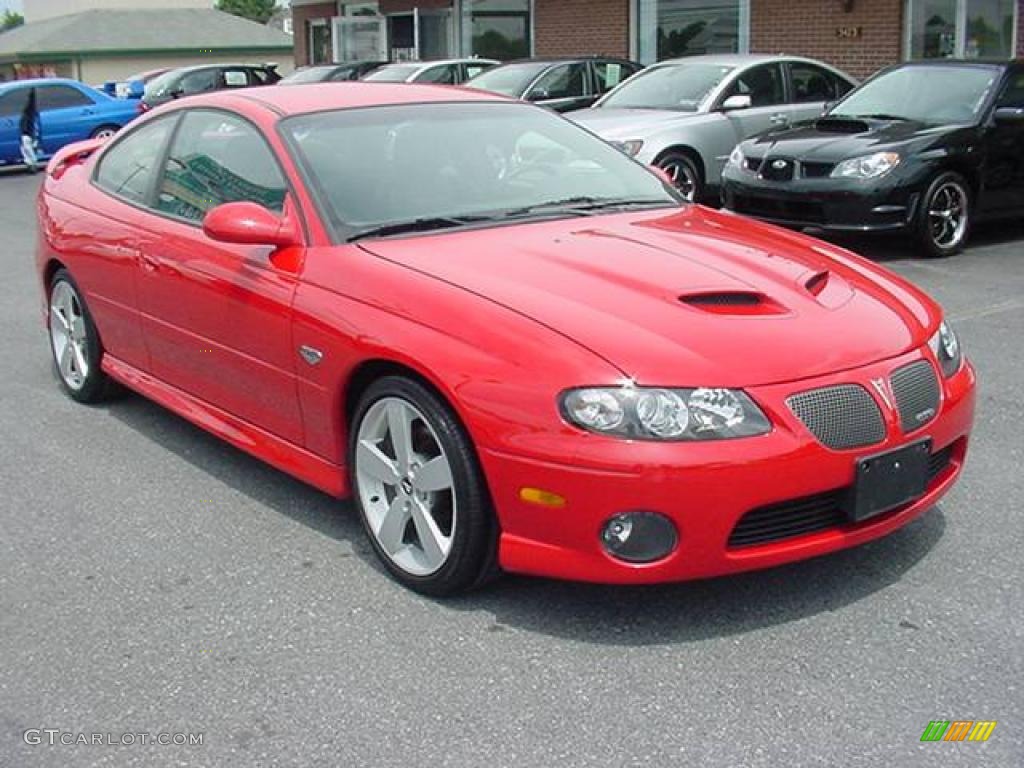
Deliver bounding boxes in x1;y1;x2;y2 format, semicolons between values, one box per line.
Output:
787;384;885;450
731;194;826;224
727;443;957;548
760;158;796;181
802;161;835;178
891;360;941;433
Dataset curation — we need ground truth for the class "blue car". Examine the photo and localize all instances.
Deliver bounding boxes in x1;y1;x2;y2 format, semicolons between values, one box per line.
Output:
0;78;140;166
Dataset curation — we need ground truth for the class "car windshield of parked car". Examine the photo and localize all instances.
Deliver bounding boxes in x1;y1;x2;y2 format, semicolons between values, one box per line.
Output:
598;62;734;111
364;65;421;82
283;102;679;239
829;65;999;125
144;70;180;99
281;67;333;84
466;63;550;96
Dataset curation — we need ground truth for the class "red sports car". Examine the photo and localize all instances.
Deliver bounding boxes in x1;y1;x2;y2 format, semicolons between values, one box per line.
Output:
36;84;976;595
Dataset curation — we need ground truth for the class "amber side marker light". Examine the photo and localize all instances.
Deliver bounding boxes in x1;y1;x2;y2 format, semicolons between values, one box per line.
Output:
519;487;567;508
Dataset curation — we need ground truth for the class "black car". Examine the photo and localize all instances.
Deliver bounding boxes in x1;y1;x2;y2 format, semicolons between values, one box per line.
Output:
142;64;281;109
466;57;643;113
279;61;388;84
721;60;1024;256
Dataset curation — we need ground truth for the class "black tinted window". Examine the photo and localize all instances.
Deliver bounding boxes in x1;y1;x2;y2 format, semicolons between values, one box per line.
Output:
530;63;587;100
790;63;840;103
416;65;456;84
95;117;175;204
0;88;28;117
38;85;93;109
997;70;1024;108
179;69;218;95
724;63;785;107
157;111;286;222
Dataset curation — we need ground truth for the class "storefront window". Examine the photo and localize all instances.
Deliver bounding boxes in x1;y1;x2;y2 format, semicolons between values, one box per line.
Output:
460;0;531;60
309;20;332;65
907;0;1017;59
636;0;747;65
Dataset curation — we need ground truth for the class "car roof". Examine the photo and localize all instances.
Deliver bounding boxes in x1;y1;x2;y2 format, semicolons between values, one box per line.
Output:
188;81;507;116
887;58;1011;69
0;77;88;91
168;63;270;75
378;58;497;69
503;56;637;65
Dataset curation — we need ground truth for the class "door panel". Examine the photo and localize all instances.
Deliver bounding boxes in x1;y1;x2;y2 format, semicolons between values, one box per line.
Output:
0;87;28;162
720;63;790;138
982;69;1024;213
38;85;98;151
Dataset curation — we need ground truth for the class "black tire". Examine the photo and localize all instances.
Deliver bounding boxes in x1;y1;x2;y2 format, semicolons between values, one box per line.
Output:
90;124;120;140
655;149;703;202
915;171;971;258
47;269;117;403
348;376;498;596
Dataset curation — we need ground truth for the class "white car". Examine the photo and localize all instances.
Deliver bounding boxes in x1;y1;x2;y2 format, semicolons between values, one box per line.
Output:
571;54;856;202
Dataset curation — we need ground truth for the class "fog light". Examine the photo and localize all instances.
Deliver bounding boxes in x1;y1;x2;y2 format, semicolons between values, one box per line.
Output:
600;512;678;563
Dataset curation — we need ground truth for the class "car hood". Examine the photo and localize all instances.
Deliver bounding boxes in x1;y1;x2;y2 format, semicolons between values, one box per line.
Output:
743;117;963;162
570;107;700;140
358;206;938;387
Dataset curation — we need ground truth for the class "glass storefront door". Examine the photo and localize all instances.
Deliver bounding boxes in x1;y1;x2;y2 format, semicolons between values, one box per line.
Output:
419;10;455;60
333;16;388;62
906;0;1017;59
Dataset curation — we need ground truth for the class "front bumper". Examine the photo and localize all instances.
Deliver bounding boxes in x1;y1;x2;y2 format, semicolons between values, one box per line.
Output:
720;166;926;233
480;350;976;584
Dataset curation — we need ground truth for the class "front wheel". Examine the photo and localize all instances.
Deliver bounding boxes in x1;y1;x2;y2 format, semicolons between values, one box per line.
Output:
655;150;703;202
349;376;497;596
916;171;971;257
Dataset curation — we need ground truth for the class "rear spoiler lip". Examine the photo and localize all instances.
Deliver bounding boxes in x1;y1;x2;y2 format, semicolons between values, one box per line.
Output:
46;137;107;178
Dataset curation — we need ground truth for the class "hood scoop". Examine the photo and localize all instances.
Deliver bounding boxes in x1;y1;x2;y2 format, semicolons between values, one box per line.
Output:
805;270;830;296
679;291;786;316
813;116;870;134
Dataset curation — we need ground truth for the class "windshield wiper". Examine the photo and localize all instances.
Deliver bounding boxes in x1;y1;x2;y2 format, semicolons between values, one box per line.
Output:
499;196;675;218
346;215;490;242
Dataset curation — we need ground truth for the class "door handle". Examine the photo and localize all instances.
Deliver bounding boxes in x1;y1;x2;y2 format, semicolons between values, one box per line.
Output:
769;114;789;125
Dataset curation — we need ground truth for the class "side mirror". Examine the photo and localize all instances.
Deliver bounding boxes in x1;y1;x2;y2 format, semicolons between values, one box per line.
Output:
202;202;300;248
993;106;1024;124
721;94;752;112
526;88;550;102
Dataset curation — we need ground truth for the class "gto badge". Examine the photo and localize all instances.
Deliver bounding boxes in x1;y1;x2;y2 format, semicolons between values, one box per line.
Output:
871;377;894;411
298;345;324;366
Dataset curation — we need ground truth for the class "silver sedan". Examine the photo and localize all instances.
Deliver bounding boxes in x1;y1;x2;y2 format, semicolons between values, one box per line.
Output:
570;54;856;202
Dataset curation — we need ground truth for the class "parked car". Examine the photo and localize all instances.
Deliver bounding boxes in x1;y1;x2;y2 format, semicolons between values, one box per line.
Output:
116;68;172;99
37;84;975;595
571;54;856;201
142;63;281;109
362;58;498;85
0;78;139;167
721;60;1024;257
280;61;388;84
466;57;642;112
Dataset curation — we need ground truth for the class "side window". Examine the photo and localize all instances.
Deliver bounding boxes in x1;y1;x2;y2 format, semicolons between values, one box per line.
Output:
723;63;785;107
38;85;94;110
179;70;218;96
250;68;271;85
0;88;28;117
416;65;456;84
529;63;587;101
94;117;175;205
221;69;250;88
594;61;640;94
996;71;1024;108
832;73;854;99
156;111;287;223
789;63;839;103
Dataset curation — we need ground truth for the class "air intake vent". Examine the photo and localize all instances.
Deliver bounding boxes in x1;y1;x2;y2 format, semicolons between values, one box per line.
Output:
681;291;762;307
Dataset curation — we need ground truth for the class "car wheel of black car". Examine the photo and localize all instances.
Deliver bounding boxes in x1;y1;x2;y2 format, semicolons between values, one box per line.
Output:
916;171;971;258
349;376;497;596
655;150;703;203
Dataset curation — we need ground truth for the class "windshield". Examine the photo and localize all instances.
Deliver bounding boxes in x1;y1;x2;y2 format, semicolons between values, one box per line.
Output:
364;65;421;82
466;63;549;96
282;67;334;84
599;63;734;111
144;70;179;99
830;65;999;124
283;102;679;239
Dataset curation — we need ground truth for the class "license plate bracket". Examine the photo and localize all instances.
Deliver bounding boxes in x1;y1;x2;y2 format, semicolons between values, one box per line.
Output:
846;439;932;523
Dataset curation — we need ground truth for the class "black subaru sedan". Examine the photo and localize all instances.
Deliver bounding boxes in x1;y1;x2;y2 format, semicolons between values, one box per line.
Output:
721;60;1024;256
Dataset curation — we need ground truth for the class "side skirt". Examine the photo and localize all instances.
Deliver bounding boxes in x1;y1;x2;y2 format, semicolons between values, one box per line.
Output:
102;354;347;498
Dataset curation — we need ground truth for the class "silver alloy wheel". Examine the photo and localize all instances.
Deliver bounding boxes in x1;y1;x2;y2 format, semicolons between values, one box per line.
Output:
93;128;117;140
355;397;456;576
658;157;698;201
927;180;968;250
49;281;89;391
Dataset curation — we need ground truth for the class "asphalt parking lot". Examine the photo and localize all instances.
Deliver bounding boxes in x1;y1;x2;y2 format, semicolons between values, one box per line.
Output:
0;170;1021;768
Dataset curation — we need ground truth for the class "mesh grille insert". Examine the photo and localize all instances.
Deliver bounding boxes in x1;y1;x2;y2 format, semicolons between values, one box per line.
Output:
891;360;940;433
787;384;885;450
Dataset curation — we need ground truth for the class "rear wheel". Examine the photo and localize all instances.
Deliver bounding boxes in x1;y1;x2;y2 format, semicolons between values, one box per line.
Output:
90;124;120;140
349;376;496;596
655;150;703;202
916;171;971;257
48;269;115;403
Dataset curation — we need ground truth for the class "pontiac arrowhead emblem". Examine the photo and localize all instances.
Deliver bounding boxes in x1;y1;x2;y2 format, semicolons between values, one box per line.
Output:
871;377;894;411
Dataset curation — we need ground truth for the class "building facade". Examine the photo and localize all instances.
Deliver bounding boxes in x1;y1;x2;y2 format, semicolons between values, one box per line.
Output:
293;0;1023;80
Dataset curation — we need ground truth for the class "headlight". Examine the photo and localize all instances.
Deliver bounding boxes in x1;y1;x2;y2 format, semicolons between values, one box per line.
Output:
728;145;748;170
831;152;901;180
560;386;771;441
613;139;644;158
928;320;963;378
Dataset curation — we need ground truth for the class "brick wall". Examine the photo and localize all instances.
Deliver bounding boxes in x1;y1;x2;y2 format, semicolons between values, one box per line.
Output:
292;2;337;66
750;0;903;80
534;0;630;59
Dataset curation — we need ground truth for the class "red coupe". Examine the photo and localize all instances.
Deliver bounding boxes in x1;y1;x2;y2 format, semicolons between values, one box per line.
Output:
36;84;976;595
